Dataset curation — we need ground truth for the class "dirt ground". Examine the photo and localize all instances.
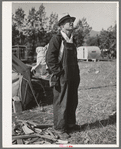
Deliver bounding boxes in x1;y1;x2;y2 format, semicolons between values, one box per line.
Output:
12;60;117;144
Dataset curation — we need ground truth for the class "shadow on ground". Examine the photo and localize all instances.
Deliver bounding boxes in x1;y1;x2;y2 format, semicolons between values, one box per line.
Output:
25;78;53;110
68;113;116;134
80;113;116;131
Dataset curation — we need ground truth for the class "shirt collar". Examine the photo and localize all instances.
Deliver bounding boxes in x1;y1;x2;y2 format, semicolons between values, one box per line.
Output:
60;30;73;43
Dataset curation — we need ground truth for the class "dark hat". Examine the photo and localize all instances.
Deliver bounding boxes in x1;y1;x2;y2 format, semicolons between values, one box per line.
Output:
58;13;76;26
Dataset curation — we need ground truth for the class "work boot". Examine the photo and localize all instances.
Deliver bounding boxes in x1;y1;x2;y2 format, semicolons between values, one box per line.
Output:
67;124;81;132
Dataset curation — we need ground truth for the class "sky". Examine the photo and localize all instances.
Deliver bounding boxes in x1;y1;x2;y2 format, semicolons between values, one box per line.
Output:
12;2;118;32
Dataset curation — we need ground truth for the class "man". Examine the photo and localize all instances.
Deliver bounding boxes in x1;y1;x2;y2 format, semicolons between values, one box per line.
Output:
46;13;80;140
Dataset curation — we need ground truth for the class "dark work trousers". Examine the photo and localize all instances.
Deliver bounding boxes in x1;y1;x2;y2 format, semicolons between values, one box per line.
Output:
53;41;80;132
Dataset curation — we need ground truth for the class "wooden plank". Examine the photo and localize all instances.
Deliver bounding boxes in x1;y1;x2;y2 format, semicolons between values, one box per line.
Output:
35;133;57;141
56;139;68;144
34;128;42;133
22;125;34;134
27;137;39;144
17;139;23;144
12;134;57;142
17;119;53;128
17;119;40;126
12;96;22;113
12;134;38;140
45;129;58;139
35;124;53;129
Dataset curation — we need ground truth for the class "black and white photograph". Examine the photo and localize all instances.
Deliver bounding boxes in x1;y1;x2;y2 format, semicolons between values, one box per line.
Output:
2;1;119;148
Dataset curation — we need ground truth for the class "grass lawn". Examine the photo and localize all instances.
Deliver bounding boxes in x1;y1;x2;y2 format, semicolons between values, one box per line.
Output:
12;60;117;144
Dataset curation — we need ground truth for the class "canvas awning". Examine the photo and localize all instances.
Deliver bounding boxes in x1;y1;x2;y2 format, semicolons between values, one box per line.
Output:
12;54;40;108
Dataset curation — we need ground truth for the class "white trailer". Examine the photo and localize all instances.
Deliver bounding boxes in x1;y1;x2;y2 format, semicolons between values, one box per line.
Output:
77;46;101;61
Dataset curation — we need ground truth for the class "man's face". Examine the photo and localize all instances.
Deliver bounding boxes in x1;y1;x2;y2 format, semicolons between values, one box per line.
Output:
61;18;74;31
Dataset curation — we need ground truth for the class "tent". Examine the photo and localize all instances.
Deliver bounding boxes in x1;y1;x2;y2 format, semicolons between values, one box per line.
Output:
12;54;45;110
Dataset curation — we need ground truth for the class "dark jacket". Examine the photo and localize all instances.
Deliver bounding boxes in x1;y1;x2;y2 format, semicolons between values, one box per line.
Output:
46;32;77;75
46;32;63;75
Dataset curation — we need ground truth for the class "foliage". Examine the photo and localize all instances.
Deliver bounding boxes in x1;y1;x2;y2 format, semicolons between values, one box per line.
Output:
99;25;116;58
12;6;92;49
36;4;48;27
13;8;26;27
74;18;92;47
12;23;19;45
12;5;116;59
12;8;26;45
25;5;48;48
86;35;100;46
86;24;116;59
48;12;58;33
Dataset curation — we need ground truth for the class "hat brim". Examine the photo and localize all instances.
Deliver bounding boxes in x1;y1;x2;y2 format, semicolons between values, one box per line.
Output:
58;16;76;26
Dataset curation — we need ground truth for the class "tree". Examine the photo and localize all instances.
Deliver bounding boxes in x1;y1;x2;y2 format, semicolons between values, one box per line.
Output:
12;8;26;45
73;18;92;47
28;7;37;21
48;12;58;33
108;24;116;58
99;25;116;49
42;12;59;43
13;8;26;31
12;23;19;45
86;35;100;46
36;4;48;28
24;4;48;50
99;24;116;59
